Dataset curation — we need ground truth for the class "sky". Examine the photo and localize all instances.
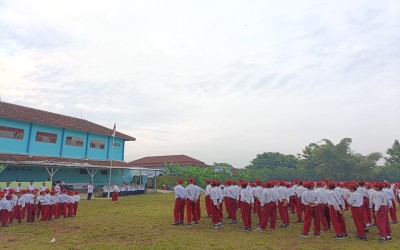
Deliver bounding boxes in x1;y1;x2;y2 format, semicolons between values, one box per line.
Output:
0;0;399;168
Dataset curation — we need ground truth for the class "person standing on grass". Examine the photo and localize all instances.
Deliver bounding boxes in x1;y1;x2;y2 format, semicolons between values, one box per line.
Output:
112;184;120;202
87;182;94;200
299;181;320;238
253;180;263;225
295;181;306;223
276;181;290;228
326;182;347;239
240;181;253;232
314;181;330;231
172;179;186;226
346;183;367;241
373;182;392;243
185;178;199;227
193;180;204;222
205;179;212;218
210;180;222;229
255;181;277;232
226;179;239;224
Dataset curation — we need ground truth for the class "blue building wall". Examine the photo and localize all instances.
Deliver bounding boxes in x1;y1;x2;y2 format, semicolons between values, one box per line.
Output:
62;129;87;158
28;123;63;156
0;117;31;154
0;118;126;161
0;165;134;186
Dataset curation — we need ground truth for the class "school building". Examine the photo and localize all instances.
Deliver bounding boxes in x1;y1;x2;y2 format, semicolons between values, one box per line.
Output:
0;101;150;189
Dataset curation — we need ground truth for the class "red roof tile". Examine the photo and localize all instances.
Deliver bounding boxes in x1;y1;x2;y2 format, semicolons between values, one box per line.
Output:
0;153;130;167
0;102;135;141
128;155;208;167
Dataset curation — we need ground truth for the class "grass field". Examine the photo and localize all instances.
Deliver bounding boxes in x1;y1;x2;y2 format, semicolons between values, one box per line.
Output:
1;193;399;250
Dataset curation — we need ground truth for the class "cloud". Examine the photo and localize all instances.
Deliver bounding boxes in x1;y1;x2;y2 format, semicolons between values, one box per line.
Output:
1;0;399;167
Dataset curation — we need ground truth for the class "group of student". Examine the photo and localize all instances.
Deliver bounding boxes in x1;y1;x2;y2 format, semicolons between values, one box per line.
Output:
0;181;80;227
173;178;399;243
102;183;146;198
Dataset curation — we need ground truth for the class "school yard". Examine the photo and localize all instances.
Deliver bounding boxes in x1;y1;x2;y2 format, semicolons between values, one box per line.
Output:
1;193;399;250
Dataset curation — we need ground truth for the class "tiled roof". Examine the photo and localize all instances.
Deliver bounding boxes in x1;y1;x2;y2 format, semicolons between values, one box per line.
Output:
0;153;130;167
128;155;208;167
0;102;135;141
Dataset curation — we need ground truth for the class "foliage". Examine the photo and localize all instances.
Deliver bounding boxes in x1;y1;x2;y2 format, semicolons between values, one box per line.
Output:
385;139;400;166
246;152;298;170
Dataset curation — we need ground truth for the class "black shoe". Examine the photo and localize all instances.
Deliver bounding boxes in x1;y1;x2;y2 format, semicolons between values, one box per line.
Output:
392;221;398;224
379;237;386;243
299;234;309;238
185;223;193;227
314;234;320;237
341;234;348;237
386;237;392;241
171;222;180;226
333;235;344;240
357;237;368;241
194;222;199;225
231;220;238;224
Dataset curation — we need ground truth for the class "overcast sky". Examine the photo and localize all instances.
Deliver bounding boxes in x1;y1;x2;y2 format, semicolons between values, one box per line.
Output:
1;0;399;167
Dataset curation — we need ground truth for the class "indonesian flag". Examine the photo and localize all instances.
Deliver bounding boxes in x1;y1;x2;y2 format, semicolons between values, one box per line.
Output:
111;123;116;137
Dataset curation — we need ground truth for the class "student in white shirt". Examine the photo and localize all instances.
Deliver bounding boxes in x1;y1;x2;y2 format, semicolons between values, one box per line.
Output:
172;179;186;225
87;182;94;200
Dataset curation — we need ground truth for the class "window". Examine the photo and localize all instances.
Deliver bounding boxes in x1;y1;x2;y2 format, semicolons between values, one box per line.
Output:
100;170;108;175
66;136;84;147
90;140;105;149
113;142;121;147
79;169;88;175
36;131;57;144
0;126;24;140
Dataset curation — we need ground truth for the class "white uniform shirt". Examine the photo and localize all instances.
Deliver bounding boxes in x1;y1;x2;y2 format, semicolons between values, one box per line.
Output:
276;186;289;202
205;184;212;196
357;187;368;198
240;188;254;204
186;184;199;201
347;191;363;207
226;185;240;200
17;196;26;207
373;191;389;212
295;186;307;198
87;185;94;193
174;185;187;199
327;190;341;211
315;187;328;204
260;188;278;206
210;186;221;206
253;186;264;200
301;190;319;206
27;184;35;191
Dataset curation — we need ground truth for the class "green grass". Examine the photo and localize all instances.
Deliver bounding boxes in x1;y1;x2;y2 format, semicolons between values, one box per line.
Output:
2;193;400;249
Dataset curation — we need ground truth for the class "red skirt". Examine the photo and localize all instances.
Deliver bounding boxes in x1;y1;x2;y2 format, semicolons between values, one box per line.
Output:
112;192;119;201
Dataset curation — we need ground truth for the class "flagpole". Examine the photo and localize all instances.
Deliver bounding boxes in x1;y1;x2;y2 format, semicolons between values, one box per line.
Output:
107;123;116;198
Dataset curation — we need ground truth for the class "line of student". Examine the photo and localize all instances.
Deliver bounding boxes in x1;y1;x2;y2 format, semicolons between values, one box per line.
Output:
173;178;398;243
0;184;80;227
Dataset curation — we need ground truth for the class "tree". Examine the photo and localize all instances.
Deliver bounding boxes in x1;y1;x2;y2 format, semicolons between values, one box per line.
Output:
385;139;400;166
246;152;298;170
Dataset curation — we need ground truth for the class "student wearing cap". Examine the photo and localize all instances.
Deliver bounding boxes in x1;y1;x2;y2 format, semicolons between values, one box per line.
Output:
295;181;306;223
210;180;222;228
8;189;18;224
205;179;212;218
1;194;13;227
193;181;204;221
299;182;320;238
253;180;264;225
58;189;68;219
226;180;239;224
276;181;290;228
185;178;199;227
15;191;25;223
25;190;35;223
172;180;186;226
373;183;392;243
240;181;254;232
346;183;367;240
48;190;57;220
255;181;278;232
326;182;347;239
314;181;330;231
39;190;50;221
383;182;398;224
217;182;224;224
357;181;371;227
27;181;36;191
